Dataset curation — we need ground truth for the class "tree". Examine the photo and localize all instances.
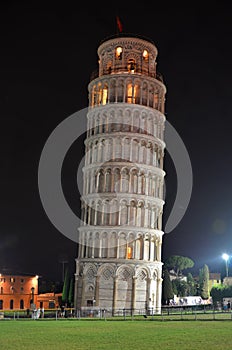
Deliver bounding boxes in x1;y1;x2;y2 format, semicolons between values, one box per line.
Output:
210;285;224;306
165;255;194;277
162;268;174;305
186;273;197;296
199;264;210;299
68;277;74;307
62;268;70;306
172;279;188;297
211;284;232;306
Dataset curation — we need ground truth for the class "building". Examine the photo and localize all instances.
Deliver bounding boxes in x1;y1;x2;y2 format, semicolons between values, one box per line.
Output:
37;292;62;310
223;276;232;287
209;272;221;290
74;33;166;314
0;273;38;310
0;273;62;311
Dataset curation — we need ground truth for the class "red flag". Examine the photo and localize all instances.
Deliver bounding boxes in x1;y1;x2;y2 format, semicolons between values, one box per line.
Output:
116;16;123;33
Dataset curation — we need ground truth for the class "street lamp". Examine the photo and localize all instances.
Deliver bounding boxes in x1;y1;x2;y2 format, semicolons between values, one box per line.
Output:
30;286;35;306
222;253;229;277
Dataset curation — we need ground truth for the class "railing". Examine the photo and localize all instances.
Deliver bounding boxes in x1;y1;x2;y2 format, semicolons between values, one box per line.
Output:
2;305;232;321
99;33;156;46
90;68;164;83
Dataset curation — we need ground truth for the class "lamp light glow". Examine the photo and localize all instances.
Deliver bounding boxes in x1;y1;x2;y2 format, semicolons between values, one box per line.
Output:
222;253;229;261
222;253;230;277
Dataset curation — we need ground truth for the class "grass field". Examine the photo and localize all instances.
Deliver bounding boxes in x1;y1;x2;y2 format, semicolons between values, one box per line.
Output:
0;319;231;350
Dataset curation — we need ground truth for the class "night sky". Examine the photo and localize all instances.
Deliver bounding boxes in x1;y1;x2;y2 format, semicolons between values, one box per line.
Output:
1;2;232;281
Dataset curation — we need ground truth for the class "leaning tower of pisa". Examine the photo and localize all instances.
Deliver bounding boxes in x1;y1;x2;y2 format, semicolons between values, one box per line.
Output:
74;34;166;315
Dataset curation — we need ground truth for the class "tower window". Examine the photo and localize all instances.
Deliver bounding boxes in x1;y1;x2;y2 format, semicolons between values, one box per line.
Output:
127;246;132;259
115;47;122;60
127;83;138;104
127;83;133;103
128;59;136;73
143;50;149;61
102;88;108;105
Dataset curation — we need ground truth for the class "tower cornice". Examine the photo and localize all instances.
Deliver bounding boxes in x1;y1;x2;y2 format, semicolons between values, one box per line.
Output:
82;162;166;177
78;225;164;236
81;193;165;206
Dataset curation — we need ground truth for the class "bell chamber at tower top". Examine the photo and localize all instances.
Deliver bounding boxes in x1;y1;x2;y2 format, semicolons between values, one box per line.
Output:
88;36;166;114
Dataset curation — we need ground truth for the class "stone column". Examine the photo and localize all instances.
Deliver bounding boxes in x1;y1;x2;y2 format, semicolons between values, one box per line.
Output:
132;276;137;312
80;236;85;258
154;239;158;261
81;277;86;307
159;179;164;200
145;174;149;195
74;274;79;312
129;139;133;162
151;207;155;229
113;276;118;315
77;241;81;259
95;275;100;306
96;173;100;193
144;205;148;227
116;235;119;259
83;204;87;225
146;277;152;312
94;203;97;225
158;212;162;231
149;239;153;261
157;239;162;261
156;277;163;314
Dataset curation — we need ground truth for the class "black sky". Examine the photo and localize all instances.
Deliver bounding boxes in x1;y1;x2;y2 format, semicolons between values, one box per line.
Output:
1;2;232;281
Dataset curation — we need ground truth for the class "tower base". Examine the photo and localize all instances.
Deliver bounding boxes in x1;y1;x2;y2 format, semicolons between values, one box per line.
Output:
74;259;163;315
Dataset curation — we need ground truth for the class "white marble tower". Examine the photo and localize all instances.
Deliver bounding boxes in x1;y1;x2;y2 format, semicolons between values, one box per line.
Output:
74;34;166;315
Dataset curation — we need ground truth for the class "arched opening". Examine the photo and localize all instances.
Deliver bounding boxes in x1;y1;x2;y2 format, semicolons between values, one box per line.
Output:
115;47;123;60
87;233;93;258
119;200;128;226
102;233;108;258
143;49;149;62
144;239;150;260
102;82;108;105
135;236;143;260
20;299;24;309
117;79;124;102
127;233;135;259
91;85;97;107
142;82;148;106
119;234;127;258
109;232;117;258
105;169;112;192
126;82;139;104
94;233;100;258
109;80;116;103
128;59;136;73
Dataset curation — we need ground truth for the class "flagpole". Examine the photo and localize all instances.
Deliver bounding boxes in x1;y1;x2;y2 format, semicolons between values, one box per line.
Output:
116;16;123;34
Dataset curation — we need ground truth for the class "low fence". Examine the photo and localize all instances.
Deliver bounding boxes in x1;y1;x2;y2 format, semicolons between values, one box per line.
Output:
1;305;232;321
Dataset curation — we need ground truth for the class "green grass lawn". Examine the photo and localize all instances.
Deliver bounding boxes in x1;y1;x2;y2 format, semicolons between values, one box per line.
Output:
0;319;231;350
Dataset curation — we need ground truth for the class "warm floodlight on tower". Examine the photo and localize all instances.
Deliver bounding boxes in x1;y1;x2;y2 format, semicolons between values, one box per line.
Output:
74;34;167;316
